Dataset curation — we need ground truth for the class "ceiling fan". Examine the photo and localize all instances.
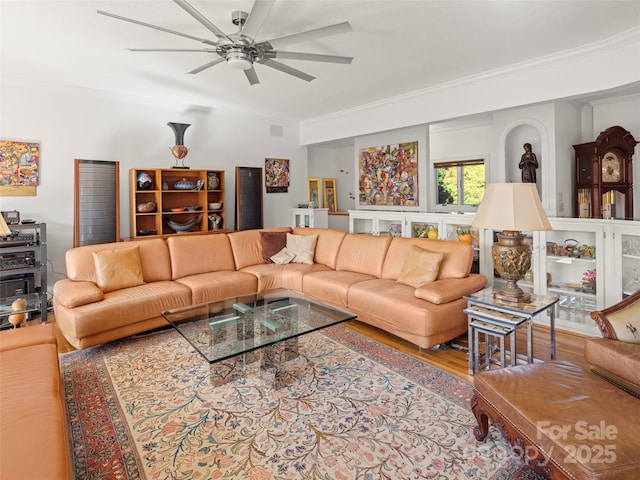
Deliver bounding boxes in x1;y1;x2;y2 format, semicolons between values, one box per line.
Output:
98;0;353;85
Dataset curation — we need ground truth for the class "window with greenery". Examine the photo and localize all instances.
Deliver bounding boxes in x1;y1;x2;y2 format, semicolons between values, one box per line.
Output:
434;159;485;206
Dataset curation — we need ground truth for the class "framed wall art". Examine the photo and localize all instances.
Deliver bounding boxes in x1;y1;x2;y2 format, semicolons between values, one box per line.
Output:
0;139;40;196
265;158;289;193
358;141;418;206
323;177;337;212
307;177;321;207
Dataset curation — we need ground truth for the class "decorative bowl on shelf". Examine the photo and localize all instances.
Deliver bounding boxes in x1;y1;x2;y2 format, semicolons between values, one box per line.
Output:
136;201;157;213
170;207;185;212
173;179;196;190
136;172;153;190
166;215;201;233
136;229;157;236
208;202;222;210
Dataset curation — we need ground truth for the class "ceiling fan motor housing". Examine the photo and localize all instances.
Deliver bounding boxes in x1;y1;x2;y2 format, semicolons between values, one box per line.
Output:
226;47;253;70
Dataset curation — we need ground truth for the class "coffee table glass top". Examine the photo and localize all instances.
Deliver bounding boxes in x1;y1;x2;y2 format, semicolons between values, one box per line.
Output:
161;289;356;364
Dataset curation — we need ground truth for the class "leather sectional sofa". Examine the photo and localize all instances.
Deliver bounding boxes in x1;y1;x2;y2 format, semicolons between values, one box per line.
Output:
53;227;487;350
0;324;73;479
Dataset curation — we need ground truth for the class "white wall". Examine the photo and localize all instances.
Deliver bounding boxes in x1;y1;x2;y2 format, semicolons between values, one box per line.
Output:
308;97;638;219
307;142;354;213
1;80;307;290
299;28;640;146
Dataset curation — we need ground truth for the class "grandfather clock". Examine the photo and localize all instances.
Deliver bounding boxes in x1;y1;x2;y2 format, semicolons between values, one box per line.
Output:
574;126;638;220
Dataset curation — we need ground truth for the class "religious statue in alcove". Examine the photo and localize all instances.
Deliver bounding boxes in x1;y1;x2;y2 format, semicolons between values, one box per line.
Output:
519;143;538;183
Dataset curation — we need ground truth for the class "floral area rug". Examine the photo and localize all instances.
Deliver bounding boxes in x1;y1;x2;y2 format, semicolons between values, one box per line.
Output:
61;325;538;479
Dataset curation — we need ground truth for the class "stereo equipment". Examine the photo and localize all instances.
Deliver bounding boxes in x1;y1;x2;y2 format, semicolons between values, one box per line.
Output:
0;274;35;298
1;211;20;225
0;232;36;247
0;251;36;271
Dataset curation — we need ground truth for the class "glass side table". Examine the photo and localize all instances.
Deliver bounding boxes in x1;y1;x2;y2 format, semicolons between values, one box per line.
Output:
464;287;559;375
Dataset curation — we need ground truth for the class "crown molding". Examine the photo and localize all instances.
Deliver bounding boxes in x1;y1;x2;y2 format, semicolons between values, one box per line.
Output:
301;26;640;128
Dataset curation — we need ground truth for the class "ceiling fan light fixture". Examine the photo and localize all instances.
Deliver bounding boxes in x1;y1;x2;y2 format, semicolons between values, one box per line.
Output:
226;49;253;70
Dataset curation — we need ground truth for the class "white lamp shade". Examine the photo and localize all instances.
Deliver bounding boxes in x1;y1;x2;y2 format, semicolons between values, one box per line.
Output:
472;183;552;231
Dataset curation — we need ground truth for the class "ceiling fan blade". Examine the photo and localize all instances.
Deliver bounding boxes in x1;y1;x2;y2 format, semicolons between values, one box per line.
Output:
273;51;353;64
241;0;275;41
173;0;231;41
98;10;218;46
188;57;226;74
244;67;260;85
258;58;315;82
267;22;352;49
128;48;217;52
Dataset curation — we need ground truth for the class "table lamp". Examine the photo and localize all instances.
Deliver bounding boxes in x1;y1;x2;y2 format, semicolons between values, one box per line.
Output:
472;183;552;303
0;215;12;237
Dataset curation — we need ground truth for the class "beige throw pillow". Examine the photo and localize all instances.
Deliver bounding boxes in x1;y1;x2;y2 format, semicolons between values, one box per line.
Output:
397;246;444;288
92;246;145;293
271;248;296;265
285;233;318;264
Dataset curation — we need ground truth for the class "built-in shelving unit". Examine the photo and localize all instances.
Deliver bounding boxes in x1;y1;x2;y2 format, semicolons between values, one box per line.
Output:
130;168;226;239
348;210;640;335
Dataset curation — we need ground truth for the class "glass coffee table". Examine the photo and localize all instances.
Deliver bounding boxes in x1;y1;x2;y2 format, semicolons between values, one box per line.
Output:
161;289;356;387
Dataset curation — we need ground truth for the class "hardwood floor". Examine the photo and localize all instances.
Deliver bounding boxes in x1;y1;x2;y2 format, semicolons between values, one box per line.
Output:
32;311;590;382
344;319;590;382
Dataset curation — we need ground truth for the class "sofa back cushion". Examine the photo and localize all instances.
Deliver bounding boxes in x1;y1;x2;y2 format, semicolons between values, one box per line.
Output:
167;234;236;280
335;233;392;278
92;245;145;292
228;227;292;270
292;228;346;269
382;237;473;280
65;238;172;284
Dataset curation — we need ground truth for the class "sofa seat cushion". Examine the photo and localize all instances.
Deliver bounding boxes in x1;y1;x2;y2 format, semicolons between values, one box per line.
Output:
303;270;377;308
584;337;640;395
1;330;71;480
474;361;640;480
348;279;468;339
240;263;331;292
175;270;258;304
55;281;192;339
0;323;57;352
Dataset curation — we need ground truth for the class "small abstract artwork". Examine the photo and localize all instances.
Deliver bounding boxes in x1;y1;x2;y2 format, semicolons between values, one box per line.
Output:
265;158;289;193
0;140;40;196
358;141;418;206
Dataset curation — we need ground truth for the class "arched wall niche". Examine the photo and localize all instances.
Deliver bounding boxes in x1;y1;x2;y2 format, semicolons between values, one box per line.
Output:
498;119;554;214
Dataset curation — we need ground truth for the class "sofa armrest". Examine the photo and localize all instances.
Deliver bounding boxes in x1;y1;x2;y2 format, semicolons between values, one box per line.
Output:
413;274;487;304
53;279;103;308
590;289;640;340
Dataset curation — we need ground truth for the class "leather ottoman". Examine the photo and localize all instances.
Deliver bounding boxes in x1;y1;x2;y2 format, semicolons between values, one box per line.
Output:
471;361;640;479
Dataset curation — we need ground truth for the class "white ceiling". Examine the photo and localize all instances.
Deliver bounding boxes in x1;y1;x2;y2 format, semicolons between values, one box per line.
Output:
2;1;640;121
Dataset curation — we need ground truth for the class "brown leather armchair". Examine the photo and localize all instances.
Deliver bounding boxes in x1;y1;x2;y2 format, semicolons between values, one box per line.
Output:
587;290;640;397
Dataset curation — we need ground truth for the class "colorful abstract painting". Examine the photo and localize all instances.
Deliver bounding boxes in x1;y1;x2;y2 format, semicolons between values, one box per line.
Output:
265;158;289;193
358;141;418;206
0;140;40;186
